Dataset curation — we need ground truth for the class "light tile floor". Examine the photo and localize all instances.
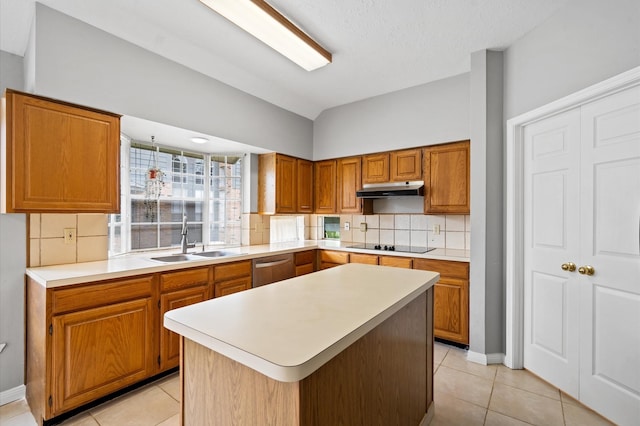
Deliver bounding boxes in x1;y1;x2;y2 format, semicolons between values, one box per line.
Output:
0;342;614;426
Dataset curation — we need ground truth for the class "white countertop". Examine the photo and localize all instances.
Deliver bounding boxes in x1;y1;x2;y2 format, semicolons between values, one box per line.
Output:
164;263;439;382
25;240;468;288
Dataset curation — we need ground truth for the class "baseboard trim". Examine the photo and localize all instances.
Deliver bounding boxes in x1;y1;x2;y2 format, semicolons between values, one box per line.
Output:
0;384;25;406
466;350;505;366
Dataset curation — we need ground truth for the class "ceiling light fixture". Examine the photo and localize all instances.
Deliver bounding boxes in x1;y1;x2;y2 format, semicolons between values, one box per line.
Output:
198;0;332;71
191;137;209;144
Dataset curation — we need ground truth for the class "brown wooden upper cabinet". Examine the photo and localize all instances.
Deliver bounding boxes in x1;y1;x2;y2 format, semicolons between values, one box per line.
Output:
362;148;422;184
296;159;314;213
337;156;372;214
362;153;389;184
259;153;314;214
390;148;422;181
314;159;337;214
259;153;294;214
423;140;470;214
2;89;121;213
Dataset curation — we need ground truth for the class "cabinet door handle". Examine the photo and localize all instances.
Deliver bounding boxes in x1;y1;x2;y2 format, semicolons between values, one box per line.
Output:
255;259;291;268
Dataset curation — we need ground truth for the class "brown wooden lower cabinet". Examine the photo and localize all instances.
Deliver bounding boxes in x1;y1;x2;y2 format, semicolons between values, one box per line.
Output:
295;250;316;276
27;274;157;423
413;258;469;345
318;250;349;269
349;253;378;265
214;260;252;297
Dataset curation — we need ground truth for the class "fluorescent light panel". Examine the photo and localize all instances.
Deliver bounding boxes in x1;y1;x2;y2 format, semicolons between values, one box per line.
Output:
199;0;332;71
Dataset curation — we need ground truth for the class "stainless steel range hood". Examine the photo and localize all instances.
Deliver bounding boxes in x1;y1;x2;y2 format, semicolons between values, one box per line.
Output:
356;181;424;198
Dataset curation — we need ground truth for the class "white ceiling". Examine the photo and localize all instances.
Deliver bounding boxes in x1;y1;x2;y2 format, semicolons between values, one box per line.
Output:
1;0;569;150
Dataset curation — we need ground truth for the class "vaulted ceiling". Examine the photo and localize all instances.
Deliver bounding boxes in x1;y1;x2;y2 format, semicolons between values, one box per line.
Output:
2;0;569;120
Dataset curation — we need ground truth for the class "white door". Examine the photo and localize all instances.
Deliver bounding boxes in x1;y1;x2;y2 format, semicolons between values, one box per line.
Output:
524;84;640;426
578;86;640;425
523;108;581;396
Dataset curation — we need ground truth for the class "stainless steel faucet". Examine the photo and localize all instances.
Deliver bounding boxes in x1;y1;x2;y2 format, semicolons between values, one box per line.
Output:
180;215;196;254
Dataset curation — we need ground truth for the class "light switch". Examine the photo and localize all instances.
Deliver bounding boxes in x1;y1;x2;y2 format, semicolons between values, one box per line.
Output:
344;222;350;230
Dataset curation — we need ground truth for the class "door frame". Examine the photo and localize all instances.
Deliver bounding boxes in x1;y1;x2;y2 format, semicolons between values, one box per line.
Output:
504;66;640;369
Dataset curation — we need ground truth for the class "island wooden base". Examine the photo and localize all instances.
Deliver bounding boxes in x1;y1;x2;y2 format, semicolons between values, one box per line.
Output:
181;289;434;425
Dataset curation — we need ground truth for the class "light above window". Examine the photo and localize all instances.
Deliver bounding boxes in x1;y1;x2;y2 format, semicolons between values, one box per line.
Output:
191;137;209;144
198;0;332;71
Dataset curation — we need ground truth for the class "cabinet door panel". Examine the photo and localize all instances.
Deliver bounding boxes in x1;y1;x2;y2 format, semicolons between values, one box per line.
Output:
423;141;470;214
314;160;337;214
433;279;469;344
160;286;208;370
362;154;390;184
5;90;120;213
390;149;422;181
215;276;251;297
337;157;363;213
51;298;154;414
295;263;315;276
276;155;297;213
297;159;314;213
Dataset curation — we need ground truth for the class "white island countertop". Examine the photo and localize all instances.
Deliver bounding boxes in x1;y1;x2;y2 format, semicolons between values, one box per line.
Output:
164;263;439;382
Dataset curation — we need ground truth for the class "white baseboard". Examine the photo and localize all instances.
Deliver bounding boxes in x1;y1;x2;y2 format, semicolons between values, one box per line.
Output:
466;350;505;366
0;384;25;406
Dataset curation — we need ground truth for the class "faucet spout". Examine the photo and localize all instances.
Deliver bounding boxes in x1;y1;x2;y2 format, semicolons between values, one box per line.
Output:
180;215;195;254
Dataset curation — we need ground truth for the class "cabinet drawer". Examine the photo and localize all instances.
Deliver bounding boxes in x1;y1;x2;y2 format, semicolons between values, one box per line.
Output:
349;253;378;265
295;250;315;266
320;250;349;265
413;258;469;280
214;260;252;281
379;256;413;269
52;275;154;314
160;266;210;292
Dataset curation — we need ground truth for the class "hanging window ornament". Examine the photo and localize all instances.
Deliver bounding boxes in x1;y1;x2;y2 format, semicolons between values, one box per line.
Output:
145;136;165;200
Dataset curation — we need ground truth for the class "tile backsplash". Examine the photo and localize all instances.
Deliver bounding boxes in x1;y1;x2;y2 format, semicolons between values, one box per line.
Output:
29;213;108;267
245;213;470;250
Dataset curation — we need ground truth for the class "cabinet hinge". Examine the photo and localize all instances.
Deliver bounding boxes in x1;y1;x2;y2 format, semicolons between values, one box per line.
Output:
48;395;52;407
158;300;161;309
157;355;161;366
48;324;53;335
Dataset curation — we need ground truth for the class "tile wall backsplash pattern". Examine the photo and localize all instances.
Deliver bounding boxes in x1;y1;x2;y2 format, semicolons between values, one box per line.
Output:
245;213;470;250
29;213;108;267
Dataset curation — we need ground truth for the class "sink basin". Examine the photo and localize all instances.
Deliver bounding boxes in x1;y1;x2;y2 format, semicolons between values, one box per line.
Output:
192;250;232;258
150;254;199;263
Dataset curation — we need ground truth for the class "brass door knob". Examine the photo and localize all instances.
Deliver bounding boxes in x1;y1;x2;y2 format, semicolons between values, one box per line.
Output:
561;262;576;272
578;265;595;276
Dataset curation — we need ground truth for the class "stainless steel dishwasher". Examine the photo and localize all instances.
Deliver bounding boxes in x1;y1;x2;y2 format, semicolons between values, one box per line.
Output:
252;253;295;287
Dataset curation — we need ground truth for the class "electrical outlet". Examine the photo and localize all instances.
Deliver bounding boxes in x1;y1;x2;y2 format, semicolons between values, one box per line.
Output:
344;222;350;230
64;228;76;244
432;224;440;235
360;222;367;232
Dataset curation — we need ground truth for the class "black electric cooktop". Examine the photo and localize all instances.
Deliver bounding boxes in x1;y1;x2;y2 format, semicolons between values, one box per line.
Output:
347;243;436;254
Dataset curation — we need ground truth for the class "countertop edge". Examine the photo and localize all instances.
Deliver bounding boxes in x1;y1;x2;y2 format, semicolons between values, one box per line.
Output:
26;241;467;288
164;267;439;382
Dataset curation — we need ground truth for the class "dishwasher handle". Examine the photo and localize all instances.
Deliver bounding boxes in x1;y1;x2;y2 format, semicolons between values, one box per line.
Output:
254;258;291;268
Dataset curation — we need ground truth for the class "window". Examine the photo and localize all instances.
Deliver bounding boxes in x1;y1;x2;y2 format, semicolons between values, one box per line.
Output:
109;138;243;256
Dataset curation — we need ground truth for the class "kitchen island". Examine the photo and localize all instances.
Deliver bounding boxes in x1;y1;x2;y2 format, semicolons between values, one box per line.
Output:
164;263;439;425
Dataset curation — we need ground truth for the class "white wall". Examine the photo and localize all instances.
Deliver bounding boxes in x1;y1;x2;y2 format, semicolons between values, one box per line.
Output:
503;0;640;120
313;73;470;160
0;51;27;396
32;4;314;160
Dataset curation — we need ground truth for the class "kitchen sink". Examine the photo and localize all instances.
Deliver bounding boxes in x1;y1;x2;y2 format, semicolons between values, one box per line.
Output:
192;250;231;258
150;250;244;263
150;254;201;262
